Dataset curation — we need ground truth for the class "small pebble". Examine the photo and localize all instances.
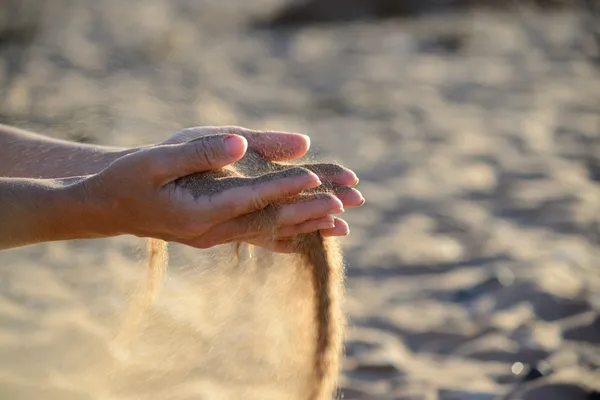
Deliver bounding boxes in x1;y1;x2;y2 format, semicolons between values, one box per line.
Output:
522;361;552;382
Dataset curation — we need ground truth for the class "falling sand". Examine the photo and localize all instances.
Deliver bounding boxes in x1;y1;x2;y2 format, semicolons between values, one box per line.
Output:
108;147;348;400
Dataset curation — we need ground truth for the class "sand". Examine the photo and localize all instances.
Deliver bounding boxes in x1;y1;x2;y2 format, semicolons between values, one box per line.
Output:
0;0;599;399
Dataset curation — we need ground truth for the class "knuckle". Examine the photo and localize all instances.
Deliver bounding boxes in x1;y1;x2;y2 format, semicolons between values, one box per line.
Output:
248;187;270;212
137;149;168;180
192;142;216;169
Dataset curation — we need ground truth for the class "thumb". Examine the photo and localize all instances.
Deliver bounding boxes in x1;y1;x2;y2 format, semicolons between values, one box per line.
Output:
149;134;247;185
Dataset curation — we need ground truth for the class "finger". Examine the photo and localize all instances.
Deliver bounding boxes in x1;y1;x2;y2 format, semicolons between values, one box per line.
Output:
333;186;365;208
300;163;359;186
317;185;364;208
145;134;248;185
195;126;311;161
320;217;350;237
187;216;350;253
276;216;335;238
243;131;310;162
209;168;321;222
203;193;343;244
277;193;343;225
302;184;364;209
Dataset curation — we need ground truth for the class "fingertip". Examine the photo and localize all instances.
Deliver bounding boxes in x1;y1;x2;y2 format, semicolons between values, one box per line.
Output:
255;131;311;161
278;132;311;159
329;196;344;212
223;134;248;158
306;172;322;188
299;133;311;153
320;217;350;237
344;170;359;186
336;217;350;235
318;220;336;230
274;131;310;150
336;187;365;208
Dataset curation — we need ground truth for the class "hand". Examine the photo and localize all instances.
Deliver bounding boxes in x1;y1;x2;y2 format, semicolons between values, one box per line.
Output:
161;126;364;239
79;127;363;252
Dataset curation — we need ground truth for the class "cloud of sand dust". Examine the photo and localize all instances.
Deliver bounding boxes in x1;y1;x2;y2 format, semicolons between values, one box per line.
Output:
68;242;319;400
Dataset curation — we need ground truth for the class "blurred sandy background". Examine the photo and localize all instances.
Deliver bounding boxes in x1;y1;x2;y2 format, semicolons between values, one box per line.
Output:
1;0;600;399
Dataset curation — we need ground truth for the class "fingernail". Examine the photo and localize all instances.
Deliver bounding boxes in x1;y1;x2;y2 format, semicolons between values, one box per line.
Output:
345;170;359;185
357;193;365;205
300;134;311;148
223;135;247;156
299;133;310;138
305;172;321;188
328;198;344;213
350;188;365;205
318;221;335;230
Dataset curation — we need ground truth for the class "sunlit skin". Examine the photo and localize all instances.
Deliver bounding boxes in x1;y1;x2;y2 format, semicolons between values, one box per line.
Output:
0;125;364;251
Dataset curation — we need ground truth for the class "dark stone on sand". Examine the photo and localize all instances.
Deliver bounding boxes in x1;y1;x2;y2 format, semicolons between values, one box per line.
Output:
451;276;504;303
563;315;600;344
521;383;589;400
521;361;553;383
523;366;544;382
345;339;380;357
253;0;461;28
588;390;600;400
0;0;40;47
438;389;496;400
418;33;468;54
0;25;37;47
465;348;550;364
339;387;369;399
492;282;592;322
254;0;577;27
583;0;600;54
347;362;403;381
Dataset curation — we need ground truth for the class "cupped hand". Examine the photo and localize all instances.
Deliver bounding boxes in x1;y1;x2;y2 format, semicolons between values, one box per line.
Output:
162;126;364;235
80;126;363;253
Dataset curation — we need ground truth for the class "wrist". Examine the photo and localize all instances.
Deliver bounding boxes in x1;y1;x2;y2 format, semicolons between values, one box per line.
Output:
95;147;139;171
59;176;119;240
0;177;112;250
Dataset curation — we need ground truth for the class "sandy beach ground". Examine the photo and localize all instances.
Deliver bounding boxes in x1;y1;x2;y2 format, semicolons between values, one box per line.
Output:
0;1;599;399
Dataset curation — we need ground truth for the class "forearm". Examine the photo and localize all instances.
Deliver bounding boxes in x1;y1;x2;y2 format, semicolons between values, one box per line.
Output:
0;124;136;178
0;177;104;250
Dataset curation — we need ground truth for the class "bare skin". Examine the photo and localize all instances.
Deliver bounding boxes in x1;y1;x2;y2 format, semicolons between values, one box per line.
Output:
0;125;364;251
